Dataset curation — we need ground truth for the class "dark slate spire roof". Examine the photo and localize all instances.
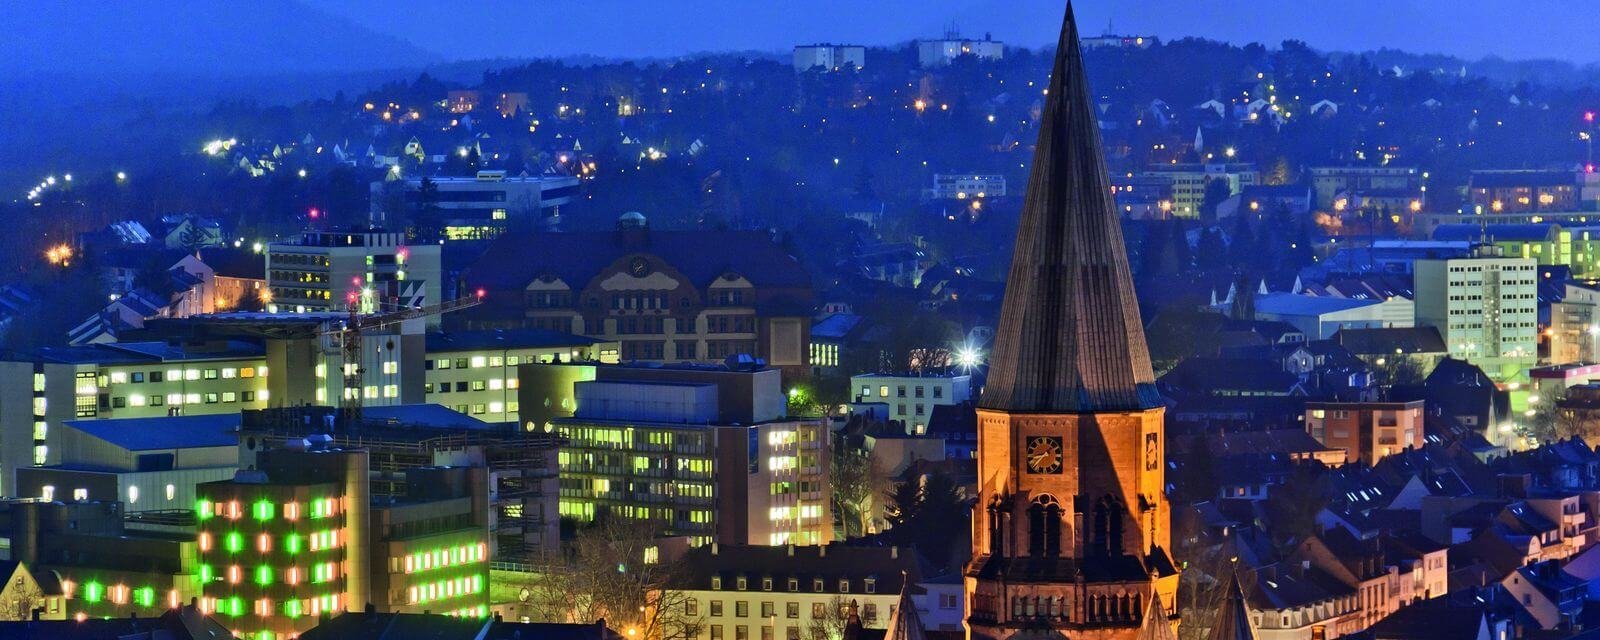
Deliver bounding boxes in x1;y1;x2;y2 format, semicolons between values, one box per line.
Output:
978;3;1161;413
1209;575;1258;640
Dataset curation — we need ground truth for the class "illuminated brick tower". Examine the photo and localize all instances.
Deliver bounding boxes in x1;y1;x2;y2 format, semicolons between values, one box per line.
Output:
964;4;1179;639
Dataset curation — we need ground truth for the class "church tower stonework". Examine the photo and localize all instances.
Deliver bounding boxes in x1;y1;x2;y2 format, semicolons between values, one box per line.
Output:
964;4;1180;640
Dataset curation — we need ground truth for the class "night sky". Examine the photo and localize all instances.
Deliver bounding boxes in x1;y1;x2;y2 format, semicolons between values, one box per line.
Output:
318;0;1600;64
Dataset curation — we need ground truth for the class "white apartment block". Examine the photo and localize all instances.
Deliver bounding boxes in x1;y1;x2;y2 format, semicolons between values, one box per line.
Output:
1414;246;1539;383
850;373;971;434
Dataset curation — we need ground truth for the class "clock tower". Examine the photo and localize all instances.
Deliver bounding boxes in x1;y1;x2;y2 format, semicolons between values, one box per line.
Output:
964;4;1180;640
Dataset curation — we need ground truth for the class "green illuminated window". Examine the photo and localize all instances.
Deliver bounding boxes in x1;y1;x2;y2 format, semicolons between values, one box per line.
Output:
285;599;302;618
285;533;302;554
84;581;104;603
255;565;273;586
225;532;243;553
199;564;213;582
227;596;244;617
253;500;275;521
196;500;213;520
135;586;155;607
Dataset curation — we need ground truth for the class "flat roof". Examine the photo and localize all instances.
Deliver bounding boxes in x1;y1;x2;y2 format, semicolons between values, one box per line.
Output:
65;414;239;451
426;328;600;352
1254;293;1382;316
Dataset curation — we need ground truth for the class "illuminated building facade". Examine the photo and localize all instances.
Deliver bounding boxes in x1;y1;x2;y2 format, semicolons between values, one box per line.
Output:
424;329;617;424
849;373;972;435
964;8;1178;639
1414;245;1539;384
1139;162;1259;219
0;342;270;494
264;229;441;323
521;362;830;545
239;406;559;561
0;499;201;622
1469;170;1581;214
466;213;815;380
197;447;491;639
373;172;580;240
791;44;865;72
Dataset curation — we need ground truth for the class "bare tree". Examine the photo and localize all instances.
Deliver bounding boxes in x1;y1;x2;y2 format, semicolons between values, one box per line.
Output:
831;449;888;538
523;519;705;640
0;580;43;622
805;596;856;640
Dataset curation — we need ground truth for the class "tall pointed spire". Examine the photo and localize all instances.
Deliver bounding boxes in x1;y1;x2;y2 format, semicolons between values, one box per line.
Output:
882;574;927;640
979;2;1160;413
1208;574;1258;640
1138;592;1178;640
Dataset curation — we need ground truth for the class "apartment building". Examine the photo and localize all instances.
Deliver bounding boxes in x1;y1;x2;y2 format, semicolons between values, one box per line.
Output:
849;373;971;435
1414;245;1539;384
521;362;831;546
1304;400;1426;466
264;229;441;323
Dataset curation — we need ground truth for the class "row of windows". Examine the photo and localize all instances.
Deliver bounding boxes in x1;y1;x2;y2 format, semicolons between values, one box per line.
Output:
106;367;262;384
425;379;518;393
712;575;878;594
862;384;946;399
702;601;878;623
109;390;261;409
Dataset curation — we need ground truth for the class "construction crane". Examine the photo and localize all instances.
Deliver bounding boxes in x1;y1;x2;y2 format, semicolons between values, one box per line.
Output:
323;291;484;424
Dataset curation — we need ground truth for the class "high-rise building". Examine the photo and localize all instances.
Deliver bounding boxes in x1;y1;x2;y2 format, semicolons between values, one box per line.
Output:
1413;245;1539;384
520;361;831;546
963;8;1179;639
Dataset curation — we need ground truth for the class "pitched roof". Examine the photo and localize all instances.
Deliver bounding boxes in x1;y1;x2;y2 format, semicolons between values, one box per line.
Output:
979;5;1160;413
882;575;927;640
1333;327;1446;355
1211;574;1259;640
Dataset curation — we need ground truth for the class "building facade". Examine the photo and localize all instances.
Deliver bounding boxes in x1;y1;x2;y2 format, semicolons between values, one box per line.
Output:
792;44;865;72
521;362;830;546
849;373;972;435
1304;400;1426;466
1414;246;1539;383
1140;163;1259;219
964;10;1178;640
373;172;581;239
466;215;814;380
265;229;441;320
915;36;1004;67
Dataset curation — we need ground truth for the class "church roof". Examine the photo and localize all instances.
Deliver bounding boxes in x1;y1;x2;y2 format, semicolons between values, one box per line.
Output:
1209;574;1258;640
978;3;1160;413
882;574;927;640
1137;592;1177;640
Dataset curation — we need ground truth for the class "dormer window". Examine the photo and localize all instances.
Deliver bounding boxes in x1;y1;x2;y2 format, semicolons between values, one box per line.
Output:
788;578;799;592
864;578;876;594
762;578;773;591
813;578;824;592
737;577;748;591
712;577;723;590
839;579;850;594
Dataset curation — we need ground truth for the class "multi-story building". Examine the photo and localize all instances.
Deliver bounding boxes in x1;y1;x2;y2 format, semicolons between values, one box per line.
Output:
1140;162;1258;218
661;544;964;640
466;213;815;380
1309;166;1422;212
238;405;559;561
915;33;1003;67
520;361;830;546
1550;282;1600;365
849;373;971;435
1414;245;1539;383
264;229;441;321
0;498;202;622
1431;223;1600;277
372;171;581;240
792;44;865;72
927;174;1007;200
1110;174;1174;219
0;340;271;494
1304;400;1426;466
15;413;240;516
424;329;616;424
1469;170;1581;214
196;446;491;639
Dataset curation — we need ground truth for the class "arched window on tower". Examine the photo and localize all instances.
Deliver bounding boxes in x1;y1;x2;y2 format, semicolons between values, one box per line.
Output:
987;498;1007;557
1027;494;1062;557
1092;496;1125;556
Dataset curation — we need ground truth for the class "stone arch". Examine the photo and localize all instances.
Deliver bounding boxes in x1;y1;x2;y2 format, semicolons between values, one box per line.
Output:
1027;494;1063;557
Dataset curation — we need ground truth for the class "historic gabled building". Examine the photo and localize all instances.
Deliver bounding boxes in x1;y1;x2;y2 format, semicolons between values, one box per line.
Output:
464;213;814;379
964;6;1180;640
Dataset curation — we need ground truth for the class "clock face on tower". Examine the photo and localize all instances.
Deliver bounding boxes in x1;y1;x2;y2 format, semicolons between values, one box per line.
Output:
629;257;652;277
1025;436;1063;474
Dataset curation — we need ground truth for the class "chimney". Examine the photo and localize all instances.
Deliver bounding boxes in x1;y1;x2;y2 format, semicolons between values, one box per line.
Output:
819;545;827;558
787;544;795;557
711;542;720;555
891;546;898;559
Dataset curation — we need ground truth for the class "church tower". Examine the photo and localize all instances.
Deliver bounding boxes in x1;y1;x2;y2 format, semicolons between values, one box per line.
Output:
965;4;1180;639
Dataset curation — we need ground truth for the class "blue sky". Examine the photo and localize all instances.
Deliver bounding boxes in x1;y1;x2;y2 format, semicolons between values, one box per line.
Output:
316;0;1600;63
